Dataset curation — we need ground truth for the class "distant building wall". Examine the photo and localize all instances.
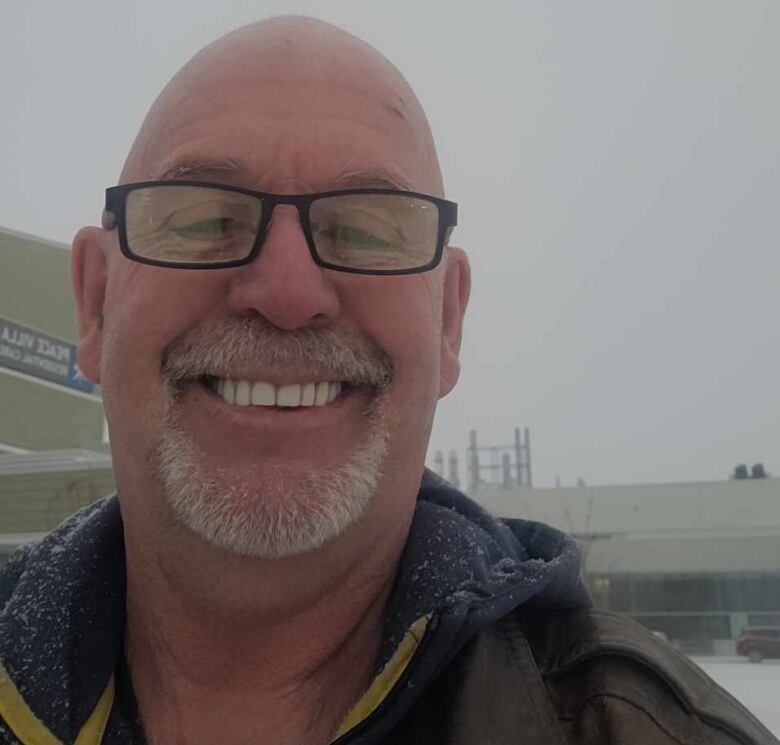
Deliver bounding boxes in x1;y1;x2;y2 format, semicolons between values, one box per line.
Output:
0;450;116;566
0;468;115;533
471;478;780;539
1;228;76;339
0;227;104;451
472;478;780;649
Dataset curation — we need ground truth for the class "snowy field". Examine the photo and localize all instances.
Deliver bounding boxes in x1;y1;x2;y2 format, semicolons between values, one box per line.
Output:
691;657;780;738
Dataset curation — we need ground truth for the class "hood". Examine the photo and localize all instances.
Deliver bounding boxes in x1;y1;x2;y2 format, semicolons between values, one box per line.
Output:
383;471;590;661
352;471;591;737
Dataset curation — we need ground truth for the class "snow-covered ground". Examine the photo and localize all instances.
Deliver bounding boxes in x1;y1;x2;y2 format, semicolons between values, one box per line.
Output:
691;656;780;739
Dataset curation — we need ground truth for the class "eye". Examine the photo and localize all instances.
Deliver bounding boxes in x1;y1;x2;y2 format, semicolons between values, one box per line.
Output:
170;217;236;240
327;225;395;250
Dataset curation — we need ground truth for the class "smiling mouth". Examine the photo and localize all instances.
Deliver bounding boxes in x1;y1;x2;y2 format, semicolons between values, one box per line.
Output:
199;376;351;409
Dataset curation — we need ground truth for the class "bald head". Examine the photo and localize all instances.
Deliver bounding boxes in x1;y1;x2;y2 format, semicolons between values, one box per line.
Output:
121;16;444;196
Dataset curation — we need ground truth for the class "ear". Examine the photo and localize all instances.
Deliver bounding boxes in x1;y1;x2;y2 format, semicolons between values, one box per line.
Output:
71;226;107;384
438;246;471;398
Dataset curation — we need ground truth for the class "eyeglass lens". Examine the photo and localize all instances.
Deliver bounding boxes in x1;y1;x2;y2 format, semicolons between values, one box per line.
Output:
126;186;263;265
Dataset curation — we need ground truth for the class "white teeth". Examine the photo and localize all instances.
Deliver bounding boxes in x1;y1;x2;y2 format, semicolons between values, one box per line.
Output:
301;382;316;406
235;380;251;406
314;381;329;406
223;379;236;405
277;384;301;407
214;378;345;408
251;381;275;406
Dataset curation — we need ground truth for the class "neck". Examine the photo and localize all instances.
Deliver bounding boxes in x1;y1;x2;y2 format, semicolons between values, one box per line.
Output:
122;510;403;745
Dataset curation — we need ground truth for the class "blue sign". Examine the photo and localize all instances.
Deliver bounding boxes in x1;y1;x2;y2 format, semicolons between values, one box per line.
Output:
0;317;95;394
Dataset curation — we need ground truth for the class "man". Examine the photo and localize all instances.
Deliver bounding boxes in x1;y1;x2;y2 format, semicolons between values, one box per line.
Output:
0;16;775;745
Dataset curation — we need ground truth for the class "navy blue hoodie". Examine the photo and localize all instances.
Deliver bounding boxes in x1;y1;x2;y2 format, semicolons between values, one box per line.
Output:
0;472;590;744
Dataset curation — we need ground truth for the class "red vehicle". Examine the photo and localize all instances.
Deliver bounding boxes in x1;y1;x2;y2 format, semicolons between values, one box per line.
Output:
736;626;780;662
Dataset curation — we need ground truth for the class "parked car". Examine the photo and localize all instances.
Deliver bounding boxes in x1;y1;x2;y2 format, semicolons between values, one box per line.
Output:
736;626;780;662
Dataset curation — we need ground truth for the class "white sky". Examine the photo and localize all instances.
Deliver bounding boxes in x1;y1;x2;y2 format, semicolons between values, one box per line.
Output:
1;0;778;487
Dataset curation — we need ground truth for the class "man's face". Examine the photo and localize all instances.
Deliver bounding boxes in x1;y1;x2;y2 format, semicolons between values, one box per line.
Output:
74;25;468;558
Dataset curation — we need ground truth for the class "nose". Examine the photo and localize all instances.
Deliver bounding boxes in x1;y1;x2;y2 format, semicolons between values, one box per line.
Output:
225;206;340;330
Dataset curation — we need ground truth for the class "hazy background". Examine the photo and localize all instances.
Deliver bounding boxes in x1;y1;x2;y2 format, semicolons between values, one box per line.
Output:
1;0;777;487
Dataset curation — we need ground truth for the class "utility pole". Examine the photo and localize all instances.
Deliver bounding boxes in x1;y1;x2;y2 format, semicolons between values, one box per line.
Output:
468;427;533;490
448;450;460;488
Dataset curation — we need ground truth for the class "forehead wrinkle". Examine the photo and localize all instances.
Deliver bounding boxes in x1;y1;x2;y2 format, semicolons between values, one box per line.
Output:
138;97;415;184
150;152;414;195
171;78;413;139
146;109;418;192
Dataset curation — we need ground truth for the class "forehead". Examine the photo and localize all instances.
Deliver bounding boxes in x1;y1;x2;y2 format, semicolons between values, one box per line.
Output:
132;41;435;194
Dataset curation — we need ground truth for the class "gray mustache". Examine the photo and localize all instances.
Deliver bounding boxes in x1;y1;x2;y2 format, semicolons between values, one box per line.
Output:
162;316;394;390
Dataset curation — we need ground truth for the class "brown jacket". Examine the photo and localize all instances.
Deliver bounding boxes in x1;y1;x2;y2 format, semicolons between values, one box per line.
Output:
389;608;778;745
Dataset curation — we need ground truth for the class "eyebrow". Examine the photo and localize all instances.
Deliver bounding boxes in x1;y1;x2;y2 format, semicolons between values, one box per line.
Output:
332;169;410;191
155;159;411;192
157;159;243;181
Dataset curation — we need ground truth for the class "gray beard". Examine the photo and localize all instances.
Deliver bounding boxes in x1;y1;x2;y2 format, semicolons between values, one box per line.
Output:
155;398;390;558
153;315;393;558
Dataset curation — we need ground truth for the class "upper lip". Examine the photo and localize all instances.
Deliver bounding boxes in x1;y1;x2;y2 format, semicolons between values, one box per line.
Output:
200;372;353;386
167;361;391;391
183;366;378;389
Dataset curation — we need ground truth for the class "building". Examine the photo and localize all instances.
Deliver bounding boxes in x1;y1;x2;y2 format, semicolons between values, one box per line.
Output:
1;226;110;558
1;226;105;453
472;476;780;652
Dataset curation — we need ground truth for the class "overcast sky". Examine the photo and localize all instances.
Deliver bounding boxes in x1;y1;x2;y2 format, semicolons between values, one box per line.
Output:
1;0;777;488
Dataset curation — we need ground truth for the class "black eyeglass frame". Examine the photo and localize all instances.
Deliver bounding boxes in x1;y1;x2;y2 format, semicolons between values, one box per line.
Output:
103;180;458;276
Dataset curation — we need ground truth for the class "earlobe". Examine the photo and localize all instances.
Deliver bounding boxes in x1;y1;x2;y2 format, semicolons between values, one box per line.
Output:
71;226;107;384
438;247;471;398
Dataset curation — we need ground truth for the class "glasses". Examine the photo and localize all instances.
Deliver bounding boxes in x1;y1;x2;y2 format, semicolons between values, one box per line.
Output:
103;181;458;275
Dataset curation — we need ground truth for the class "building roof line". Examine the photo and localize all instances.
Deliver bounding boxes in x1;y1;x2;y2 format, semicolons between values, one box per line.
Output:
478;476;777;492
0;225;70;251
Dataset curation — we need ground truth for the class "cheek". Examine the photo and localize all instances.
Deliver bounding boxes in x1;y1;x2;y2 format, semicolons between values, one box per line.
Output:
346;279;442;409
100;270;224;407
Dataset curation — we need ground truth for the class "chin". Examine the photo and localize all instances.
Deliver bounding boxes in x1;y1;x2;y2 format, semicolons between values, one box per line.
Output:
153;406;390;559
